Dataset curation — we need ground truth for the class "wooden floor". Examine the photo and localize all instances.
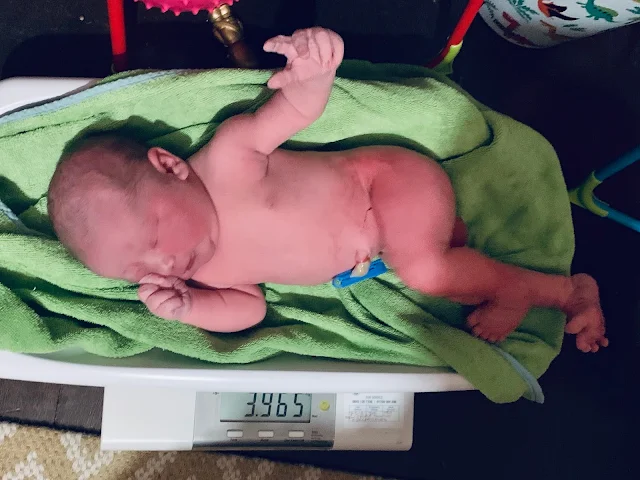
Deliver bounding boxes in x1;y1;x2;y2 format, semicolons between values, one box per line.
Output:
0;380;103;432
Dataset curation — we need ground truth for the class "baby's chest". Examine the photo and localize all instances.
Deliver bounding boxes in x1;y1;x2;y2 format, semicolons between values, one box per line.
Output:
198;160;375;283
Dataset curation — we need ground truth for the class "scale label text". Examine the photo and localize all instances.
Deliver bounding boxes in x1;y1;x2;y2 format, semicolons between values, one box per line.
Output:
343;393;404;429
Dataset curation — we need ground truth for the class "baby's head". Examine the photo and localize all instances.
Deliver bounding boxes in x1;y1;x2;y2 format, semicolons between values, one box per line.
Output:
48;134;217;282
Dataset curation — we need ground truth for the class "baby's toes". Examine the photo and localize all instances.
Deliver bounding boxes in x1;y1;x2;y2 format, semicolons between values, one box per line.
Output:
576;333;597;353
488;327;511;343
565;312;590;334
472;325;485;337
470;319;506;343
466;309;482;328
588;335;609;353
474;327;497;342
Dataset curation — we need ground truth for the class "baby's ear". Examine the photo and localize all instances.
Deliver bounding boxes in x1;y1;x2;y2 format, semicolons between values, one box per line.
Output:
147;147;189;181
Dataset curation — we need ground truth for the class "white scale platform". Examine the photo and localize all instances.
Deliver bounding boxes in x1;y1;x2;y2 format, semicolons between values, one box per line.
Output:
103;388;414;451
0;348;474;451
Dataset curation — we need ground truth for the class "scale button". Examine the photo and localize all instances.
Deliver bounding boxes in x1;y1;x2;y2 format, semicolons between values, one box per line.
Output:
319;400;331;411
288;431;305;438
258;430;274;438
226;430;244;438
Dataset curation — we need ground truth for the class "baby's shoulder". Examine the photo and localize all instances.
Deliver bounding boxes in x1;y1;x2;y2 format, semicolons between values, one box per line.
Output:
200;132;269;184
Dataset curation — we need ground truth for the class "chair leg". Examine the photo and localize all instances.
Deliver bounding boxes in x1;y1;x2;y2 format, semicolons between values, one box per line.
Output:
427;0;484;72
569;146;640;233
107;0;128;72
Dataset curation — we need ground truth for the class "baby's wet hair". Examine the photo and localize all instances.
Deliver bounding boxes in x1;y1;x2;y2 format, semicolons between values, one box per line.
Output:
64;133;149;166
48;133;150;258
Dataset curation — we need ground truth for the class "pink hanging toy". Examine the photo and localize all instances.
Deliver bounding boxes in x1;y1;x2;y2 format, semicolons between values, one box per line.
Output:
106;0;247;72
134;0;236;16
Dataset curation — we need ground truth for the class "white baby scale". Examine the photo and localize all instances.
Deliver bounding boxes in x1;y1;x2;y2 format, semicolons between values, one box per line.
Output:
0;77;475;452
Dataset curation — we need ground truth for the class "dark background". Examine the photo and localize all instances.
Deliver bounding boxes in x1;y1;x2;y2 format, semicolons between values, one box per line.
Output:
1;1;639;479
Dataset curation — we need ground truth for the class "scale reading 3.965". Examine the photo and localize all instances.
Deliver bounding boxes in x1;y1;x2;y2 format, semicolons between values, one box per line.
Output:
231;393;312;422
101;389;414;451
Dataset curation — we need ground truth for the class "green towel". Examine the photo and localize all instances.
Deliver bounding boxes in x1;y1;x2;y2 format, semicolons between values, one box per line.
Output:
0;62;574;403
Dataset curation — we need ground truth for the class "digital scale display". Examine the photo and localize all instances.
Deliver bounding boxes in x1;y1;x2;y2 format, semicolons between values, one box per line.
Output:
219;393;312;423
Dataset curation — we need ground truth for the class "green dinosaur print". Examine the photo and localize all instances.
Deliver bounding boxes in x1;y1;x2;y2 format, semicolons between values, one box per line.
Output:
508;0;539;21
577;0;618;22
563;23;586;32
483;1;499;21
485;0;498;12
628;6;640;15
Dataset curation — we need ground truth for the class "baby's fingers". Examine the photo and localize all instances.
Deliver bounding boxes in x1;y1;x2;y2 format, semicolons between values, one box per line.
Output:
263;35;297;59
305;29;321;63
291;30;310;59
267;69;296;90
145;289;180;313
328;30;344;66
140;274;185;290
137;284;160;302
140;273;173;287
312;28;333;66
154;296;185;319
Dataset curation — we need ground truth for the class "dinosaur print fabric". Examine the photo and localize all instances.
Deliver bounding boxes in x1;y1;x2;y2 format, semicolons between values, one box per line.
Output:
480;0;640;47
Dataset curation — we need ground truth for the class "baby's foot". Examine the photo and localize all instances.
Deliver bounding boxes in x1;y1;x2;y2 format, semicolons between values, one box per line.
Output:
564;274;608;353
466;278;531;343
467;300;530;343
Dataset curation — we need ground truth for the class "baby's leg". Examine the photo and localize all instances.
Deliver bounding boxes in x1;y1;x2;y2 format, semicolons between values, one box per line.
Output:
369;152;607;351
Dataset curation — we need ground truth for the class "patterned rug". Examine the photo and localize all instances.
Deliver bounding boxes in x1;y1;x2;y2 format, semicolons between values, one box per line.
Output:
0;422;392;480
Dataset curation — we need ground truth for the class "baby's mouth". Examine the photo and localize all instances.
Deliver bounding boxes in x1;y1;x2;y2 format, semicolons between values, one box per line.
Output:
181;253;197;278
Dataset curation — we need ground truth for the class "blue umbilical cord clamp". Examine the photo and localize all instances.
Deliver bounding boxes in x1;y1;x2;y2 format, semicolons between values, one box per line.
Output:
332;258;388;288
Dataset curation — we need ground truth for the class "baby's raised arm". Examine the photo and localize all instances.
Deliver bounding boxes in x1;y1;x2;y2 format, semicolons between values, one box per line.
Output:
210;28;344;156
138;275;266;332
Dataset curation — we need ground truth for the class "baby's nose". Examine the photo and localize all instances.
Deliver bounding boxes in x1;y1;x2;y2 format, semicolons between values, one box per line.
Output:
161;256;175;273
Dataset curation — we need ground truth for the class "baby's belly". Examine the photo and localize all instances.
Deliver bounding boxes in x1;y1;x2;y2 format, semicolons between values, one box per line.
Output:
211;218;378;287
259;211;379;285
250;189;379;285
210;150;384;286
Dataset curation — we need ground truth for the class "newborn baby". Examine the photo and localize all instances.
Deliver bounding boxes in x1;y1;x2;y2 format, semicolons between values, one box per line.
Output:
48;28;608;353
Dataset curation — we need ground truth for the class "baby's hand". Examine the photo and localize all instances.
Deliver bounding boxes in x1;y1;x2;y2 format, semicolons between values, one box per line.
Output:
138;274;192;321
263;28;344;90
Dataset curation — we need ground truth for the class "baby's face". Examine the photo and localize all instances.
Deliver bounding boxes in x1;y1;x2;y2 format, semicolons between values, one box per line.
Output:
85;184;218;283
